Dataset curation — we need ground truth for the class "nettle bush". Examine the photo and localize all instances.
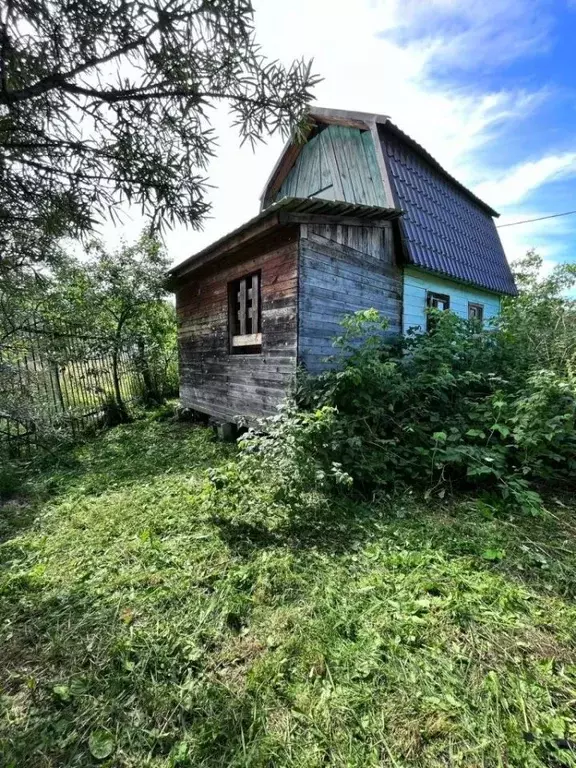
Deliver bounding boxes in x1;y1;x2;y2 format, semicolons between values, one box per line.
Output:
213;255;576;515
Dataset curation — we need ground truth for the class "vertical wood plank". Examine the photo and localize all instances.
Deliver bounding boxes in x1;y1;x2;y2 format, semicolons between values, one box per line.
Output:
305;139;321;197
320;128;345;201
296;140;313;198
361;130;388;207
330;126;355;203
275;126;392;207
318;138;332;195
251;273;259;333
383;225;393;263
340;127;367;204
371;124;397;209
238;279;246;335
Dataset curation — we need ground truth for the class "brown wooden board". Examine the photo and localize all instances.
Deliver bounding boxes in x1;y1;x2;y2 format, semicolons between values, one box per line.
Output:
175;231;299;422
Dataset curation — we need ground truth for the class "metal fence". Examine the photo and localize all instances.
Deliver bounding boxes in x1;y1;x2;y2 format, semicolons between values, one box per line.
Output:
1;324;173;457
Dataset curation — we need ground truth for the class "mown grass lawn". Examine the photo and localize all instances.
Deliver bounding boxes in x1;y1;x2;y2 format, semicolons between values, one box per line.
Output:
1;412;576;767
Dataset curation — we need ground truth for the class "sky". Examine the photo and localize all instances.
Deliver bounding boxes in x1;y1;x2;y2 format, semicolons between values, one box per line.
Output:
116;0;576;272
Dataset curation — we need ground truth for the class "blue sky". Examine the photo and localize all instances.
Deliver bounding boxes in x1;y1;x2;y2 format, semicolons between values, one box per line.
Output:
373;0;576;269
122;0;576;271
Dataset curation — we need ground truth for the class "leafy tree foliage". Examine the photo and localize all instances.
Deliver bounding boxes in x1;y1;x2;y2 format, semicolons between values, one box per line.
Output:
0;0;319;272
46;235;176;415
0;235;176;449
499;250;576;376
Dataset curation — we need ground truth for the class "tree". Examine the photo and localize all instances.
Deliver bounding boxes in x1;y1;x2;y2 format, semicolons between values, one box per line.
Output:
499;251;576;378
0;235;175;454
0;0;319;272
57;235;174;417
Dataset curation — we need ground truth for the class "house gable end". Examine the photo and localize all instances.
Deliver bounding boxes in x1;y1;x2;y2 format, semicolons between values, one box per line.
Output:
274;125;389;209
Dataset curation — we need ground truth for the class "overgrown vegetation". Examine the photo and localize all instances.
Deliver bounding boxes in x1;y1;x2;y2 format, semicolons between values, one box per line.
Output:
2;253;576;765
220;253;576;517
0;235;177;455
1;413;575;767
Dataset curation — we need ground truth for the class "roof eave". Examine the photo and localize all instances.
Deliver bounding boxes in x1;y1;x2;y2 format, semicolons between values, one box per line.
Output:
405;262;517;297
168;197;401;286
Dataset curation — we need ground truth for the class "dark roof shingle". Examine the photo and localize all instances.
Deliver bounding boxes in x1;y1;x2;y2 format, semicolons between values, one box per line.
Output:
380;125;517;296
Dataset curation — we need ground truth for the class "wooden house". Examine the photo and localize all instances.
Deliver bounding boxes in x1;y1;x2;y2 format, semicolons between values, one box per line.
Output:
168;107;516;424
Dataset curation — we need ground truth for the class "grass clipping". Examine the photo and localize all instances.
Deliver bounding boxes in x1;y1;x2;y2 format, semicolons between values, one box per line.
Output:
1;415;575;767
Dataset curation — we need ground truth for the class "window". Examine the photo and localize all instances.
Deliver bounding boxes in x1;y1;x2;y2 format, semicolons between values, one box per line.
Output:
426;291;450;331
468;302;484;322
229;272;262;353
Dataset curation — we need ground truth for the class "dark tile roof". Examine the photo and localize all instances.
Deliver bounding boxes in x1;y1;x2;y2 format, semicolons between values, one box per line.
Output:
380;125;517;296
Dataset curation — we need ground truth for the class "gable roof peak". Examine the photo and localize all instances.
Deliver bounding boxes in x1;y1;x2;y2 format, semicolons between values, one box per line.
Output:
307;106;391;128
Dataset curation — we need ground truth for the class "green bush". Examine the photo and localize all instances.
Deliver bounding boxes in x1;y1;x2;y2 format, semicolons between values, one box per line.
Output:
215;256;576;516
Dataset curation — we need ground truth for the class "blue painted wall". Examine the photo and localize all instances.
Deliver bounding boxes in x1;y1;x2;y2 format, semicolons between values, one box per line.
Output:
403;267;502;332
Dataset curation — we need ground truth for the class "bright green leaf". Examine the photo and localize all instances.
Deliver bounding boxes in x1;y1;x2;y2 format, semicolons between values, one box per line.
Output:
482;549;505;561
52;684;70;702
88;730;115;760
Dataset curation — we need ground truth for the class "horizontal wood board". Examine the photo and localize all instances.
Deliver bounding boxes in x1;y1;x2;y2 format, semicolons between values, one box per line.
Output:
403;267;502;332
298;222;402;373
175;232;299;422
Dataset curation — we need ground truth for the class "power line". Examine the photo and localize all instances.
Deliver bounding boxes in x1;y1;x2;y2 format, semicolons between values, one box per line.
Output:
496;209;576;228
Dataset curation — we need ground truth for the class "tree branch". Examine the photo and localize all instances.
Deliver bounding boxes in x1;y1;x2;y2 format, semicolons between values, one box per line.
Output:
0;0;15;93
0;25;160;105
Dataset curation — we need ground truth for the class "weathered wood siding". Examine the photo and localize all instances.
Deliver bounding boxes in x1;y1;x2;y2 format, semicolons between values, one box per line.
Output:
175;231;298;422
298;222;402;373
276;126;388;207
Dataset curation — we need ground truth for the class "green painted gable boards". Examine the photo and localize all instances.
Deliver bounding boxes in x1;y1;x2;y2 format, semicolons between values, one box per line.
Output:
276;125;388;208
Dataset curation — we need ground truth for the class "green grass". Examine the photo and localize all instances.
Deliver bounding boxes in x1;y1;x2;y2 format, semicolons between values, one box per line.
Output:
1;413;575;767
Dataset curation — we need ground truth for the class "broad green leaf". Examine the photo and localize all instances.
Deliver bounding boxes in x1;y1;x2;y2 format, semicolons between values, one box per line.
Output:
482;549;505;561
465;428;486;438
89;730;115;760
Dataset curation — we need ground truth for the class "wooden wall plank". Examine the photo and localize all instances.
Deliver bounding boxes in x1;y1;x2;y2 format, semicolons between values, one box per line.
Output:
274;125;390;208
319;128;345;201
298;223;402;374
360;130;388;207
341;127;368;205
175;231;299;422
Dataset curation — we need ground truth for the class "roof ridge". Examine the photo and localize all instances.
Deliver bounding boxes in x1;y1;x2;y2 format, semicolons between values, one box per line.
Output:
262;106;499;219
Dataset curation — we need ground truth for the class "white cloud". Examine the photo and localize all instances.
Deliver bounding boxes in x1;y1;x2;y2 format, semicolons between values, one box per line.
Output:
474;153;576;206
156;0;557;267
379;0;554;71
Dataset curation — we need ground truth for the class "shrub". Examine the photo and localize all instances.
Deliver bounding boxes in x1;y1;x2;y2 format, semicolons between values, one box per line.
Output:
213;257;576;516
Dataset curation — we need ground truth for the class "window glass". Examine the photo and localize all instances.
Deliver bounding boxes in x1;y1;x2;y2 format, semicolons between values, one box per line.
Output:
468;302;484;322
426;291;450;331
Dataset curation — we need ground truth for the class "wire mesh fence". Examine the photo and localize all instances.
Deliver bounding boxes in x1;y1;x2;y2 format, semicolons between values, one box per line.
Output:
1;323;177;457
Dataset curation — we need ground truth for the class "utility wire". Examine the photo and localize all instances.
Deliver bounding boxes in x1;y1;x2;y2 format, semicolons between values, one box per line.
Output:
496;209;576;228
